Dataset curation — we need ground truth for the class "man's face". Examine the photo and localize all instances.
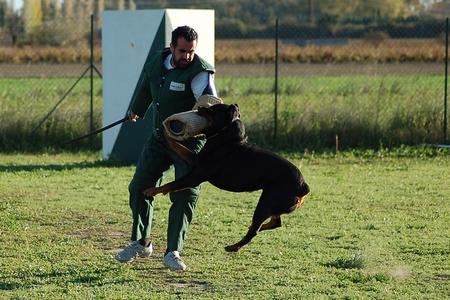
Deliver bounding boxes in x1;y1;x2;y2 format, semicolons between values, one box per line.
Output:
170;37;197;69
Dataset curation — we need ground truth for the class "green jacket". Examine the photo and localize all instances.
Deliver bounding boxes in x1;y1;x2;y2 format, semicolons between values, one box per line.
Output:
130;48;215;135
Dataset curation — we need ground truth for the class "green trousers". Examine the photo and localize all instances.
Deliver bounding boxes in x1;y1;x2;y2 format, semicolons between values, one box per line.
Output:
128;133;204;252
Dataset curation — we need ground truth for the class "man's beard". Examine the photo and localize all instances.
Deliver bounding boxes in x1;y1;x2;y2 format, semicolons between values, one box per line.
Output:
173;58;190;69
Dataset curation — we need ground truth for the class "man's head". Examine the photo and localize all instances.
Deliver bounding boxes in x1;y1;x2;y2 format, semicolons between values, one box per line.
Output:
170;26;198;69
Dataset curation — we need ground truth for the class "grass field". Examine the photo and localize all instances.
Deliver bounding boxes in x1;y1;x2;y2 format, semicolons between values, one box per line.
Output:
0;74;446;150
0;149;449;299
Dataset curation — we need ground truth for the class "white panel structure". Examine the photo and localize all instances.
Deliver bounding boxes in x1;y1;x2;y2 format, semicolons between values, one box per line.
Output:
102;10;165;160
102;9;214;163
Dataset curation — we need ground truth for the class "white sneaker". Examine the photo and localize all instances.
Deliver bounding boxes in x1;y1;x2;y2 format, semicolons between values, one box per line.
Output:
115;241;153;263
163;251;187;271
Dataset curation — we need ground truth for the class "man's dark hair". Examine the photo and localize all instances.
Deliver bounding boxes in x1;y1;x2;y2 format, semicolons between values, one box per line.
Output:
171;26;198;46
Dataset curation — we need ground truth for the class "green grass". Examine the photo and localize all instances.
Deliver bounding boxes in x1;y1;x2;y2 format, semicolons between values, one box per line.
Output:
0;78;103;150
0;149;449;299
0;74;447;151
221;75;445;148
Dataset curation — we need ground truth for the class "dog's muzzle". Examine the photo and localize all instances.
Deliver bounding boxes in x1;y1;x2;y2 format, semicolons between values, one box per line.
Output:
163;110;209;141
163;95;223;141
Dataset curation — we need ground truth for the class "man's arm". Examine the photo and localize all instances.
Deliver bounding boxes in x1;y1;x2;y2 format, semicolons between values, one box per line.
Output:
129;65;153;118
191;72;217;100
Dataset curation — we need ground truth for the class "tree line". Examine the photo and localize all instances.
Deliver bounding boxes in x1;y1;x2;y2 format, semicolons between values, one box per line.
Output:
0;0;136;45
0;0;448;46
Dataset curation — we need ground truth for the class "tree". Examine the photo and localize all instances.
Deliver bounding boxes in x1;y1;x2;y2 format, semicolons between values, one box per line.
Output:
117;0;124;10
41;0;62;21
0;0;7;27
23;0;43;34
94;0;104;25
320;0;423;22
63;0;74;18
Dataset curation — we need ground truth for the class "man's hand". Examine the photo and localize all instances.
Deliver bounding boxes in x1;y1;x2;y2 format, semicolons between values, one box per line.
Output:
128;111;139;122
143;187;158;197
143;186;169;197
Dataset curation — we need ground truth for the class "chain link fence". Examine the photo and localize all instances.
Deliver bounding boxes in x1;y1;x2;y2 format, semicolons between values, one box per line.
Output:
0;15;102;150
274;18;447;149
0;14;448;151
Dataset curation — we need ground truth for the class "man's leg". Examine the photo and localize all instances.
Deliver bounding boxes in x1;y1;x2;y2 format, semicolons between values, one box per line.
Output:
163;139;202;270
116;136;170;262
167;187;200;252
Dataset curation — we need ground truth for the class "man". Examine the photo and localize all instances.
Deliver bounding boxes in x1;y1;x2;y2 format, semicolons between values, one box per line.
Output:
115;26;217;271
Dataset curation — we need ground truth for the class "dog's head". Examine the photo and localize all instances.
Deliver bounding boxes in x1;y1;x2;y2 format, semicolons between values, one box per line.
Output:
197;103;246;141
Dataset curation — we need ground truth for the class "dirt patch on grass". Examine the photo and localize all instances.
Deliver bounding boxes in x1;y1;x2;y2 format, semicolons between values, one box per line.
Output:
388;265;412;280
170;280;213;290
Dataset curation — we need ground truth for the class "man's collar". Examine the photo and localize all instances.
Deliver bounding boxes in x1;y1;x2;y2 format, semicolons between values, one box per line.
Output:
164;54;174;70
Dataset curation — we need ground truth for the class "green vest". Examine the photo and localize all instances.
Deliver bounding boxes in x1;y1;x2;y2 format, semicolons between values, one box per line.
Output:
131;48;215;136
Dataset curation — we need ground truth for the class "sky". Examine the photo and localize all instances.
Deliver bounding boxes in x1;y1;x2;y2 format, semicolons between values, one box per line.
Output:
12;0;23;12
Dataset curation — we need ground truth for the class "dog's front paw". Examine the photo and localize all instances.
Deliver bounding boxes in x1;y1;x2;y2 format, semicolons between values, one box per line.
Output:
224;244;240;252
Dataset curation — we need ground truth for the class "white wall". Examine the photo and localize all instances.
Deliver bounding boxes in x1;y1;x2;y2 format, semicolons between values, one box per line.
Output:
102;10;165;159
102;9;215;161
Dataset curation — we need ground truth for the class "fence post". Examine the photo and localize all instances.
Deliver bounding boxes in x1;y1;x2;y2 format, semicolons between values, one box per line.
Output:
274;18;279;143
445;17;449;144
90;14;95;144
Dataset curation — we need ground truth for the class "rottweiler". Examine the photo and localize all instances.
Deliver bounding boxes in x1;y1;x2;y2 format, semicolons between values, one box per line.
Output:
144;103;310;252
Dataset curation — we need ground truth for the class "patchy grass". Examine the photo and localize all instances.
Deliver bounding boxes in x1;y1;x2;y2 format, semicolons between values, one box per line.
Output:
0;149;448;299
325;252;366;269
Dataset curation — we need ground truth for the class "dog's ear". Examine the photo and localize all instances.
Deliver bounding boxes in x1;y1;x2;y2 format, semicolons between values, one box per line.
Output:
228;104;240;121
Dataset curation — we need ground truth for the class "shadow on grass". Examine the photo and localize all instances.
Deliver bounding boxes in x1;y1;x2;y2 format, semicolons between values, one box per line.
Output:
0;265;133;290
165;276;214;291
0;282;21;291
0;160;130;173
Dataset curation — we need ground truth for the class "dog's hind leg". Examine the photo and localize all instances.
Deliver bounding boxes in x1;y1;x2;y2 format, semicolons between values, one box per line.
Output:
259;216;281;231
257;193;304;232
224;199;271;252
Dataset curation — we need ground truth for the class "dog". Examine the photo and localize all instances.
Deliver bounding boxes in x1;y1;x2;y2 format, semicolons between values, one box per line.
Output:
143;103;310;252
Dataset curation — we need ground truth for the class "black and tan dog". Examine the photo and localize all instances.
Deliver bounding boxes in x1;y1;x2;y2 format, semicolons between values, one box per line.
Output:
143;104;309;252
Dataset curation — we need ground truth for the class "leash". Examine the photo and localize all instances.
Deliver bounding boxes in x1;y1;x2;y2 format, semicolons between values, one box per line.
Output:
62;116;129;145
